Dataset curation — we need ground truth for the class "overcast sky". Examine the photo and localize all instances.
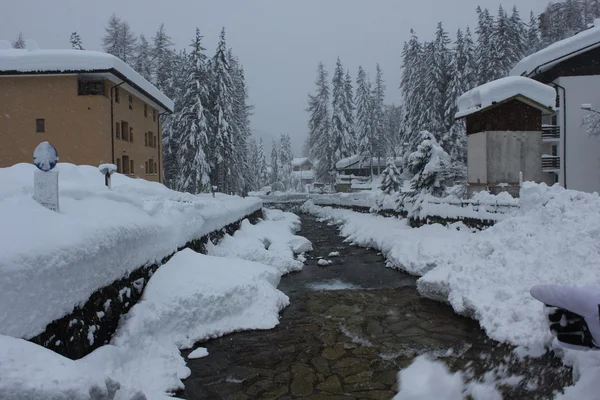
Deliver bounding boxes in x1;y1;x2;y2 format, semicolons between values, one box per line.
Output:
3;0;550;155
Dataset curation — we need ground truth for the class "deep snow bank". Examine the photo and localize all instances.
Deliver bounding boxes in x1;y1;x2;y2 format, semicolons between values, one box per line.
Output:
0;163;262;339
301;200;472;276
0;249;288;399
207;208;310;274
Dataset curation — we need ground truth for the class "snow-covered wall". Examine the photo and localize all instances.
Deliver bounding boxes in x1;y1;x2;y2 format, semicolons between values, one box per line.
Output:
0;163;262;339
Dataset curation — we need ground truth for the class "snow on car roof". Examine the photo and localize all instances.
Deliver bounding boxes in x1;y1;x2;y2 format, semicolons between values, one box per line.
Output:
455;76;555;119
0;48;174;112
510;20;600;78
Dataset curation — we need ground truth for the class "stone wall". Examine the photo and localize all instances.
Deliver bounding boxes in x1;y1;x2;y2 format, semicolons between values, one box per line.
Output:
30;208;263;360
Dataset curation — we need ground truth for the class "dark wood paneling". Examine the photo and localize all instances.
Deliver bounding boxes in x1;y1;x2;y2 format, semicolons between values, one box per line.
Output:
466;99;543;135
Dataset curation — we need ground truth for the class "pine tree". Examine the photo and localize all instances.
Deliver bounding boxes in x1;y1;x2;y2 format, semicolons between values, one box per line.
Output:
102;14;137;63
344;70;357;154
408;131;451;197
425;23;451;135
246;137;260;191
384;104;404;156
12;32;25;49
229;52;252;194
400;30;425;153
208;28;237;193
133;34;153;82
173;29;211;194
380;158;403;194
372;63;387;173
270;138;279;185
70;32;84;50
307;62;333;182
492;5;517;79
331;58;355;163
152;24;175;93
356;66;374;175
278;134;294;190
525;11;542;56
475;7;495;85
508;6;527;66
258;138;269;188
583;0;600;25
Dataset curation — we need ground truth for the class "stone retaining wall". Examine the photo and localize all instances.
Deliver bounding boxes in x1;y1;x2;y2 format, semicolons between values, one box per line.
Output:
30;208;263;360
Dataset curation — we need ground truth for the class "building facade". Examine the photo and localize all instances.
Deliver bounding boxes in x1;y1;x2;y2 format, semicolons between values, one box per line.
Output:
511;24;600;193
0;49;173;183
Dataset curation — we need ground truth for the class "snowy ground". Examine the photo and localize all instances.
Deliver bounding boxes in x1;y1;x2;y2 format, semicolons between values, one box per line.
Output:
302;183;600;398
0;205;310;399
0;163;261;339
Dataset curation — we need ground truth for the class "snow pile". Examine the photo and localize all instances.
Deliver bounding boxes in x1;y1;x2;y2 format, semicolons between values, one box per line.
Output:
312;191;378;208
0;163;262;339
394;356;502;400
511;21;600;77
410;193;518;222
418;182;600;349
188;347;209;360
207;209;309;275
0;249;288;398
0;48;173;111
301;201;472;276
455;76;555;118
317;259;333;266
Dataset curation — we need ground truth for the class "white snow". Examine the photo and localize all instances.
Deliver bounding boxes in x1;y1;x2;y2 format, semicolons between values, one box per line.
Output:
291;157;311;168
33;141;58;171
455;76;556;119
0;48;174;112
394;355;503;400
207;208;309;275
328;251;340;257
0;163;262;339
317;259;333;266
0;248;287;398
99;163;118;175
511;22;600;78
188;347;209;360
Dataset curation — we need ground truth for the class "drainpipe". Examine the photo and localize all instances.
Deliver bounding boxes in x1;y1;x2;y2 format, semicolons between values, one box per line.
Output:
552;82;567;189
110;82;125;164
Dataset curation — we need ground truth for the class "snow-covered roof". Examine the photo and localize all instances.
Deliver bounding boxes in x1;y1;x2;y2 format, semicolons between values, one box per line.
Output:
336;154;402;170
292;157;311;167
511;20;600;78
0;48;174;112
455;76;555;119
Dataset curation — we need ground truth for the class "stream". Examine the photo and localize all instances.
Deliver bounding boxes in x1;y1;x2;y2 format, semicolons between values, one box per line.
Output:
178;211;570;400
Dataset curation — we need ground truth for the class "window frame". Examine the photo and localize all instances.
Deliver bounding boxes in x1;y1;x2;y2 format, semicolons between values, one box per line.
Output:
128;94;133;110
78;80;105;96
36;118;45;133
115;87;120;103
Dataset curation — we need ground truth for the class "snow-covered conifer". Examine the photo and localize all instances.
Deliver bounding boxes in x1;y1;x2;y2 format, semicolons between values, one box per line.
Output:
70;32;84;50
331;58;355;161
152;24;175;92
408;131;451;197
307;62;333;182
380;158;403;194
270;139;279;185
356;66;373;175
133;34;153;82
12;32;25;49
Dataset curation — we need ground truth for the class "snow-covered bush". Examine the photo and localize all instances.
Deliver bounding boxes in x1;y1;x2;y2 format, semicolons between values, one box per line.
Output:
408;131;451;198
380;158;403;194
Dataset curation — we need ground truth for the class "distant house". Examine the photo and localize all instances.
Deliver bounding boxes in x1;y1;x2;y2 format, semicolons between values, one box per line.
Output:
291;157;314;185
335;154;402;192
510;21;600;193
455;76;556;197
0;47;174;183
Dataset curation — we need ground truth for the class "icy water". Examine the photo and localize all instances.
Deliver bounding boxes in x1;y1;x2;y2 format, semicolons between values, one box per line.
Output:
178;211;570;400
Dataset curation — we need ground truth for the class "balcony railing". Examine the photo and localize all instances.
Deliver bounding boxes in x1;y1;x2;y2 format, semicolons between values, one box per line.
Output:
542;125;560;140
542;155;560;170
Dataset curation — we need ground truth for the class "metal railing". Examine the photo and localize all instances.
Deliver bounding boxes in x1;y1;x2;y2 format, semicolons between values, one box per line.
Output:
542;125;560;139
542;156;561;170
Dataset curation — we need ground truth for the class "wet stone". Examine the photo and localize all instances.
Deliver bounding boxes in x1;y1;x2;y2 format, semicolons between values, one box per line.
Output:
311;356;331;375
291;365;315;397
331;358;373;377
345;370;374;383
322;346;346;361
316;375;343;394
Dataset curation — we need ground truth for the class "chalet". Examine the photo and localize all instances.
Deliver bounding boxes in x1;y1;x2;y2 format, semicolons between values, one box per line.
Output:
335;154;403;192
455;76;556;197
0;46;174;183
291;157;314;185
510;20;600;193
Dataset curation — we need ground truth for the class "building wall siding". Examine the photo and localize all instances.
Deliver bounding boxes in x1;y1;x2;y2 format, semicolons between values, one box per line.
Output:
466;100;543;135
0;75;111;168
0;75;163;183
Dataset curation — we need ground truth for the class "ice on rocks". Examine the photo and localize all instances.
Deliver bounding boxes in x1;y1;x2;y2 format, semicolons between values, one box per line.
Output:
317;259;333;266
188;347;209;360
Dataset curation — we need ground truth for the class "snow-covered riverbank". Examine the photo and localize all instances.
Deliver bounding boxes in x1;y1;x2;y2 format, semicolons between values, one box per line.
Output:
302;182;600;398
